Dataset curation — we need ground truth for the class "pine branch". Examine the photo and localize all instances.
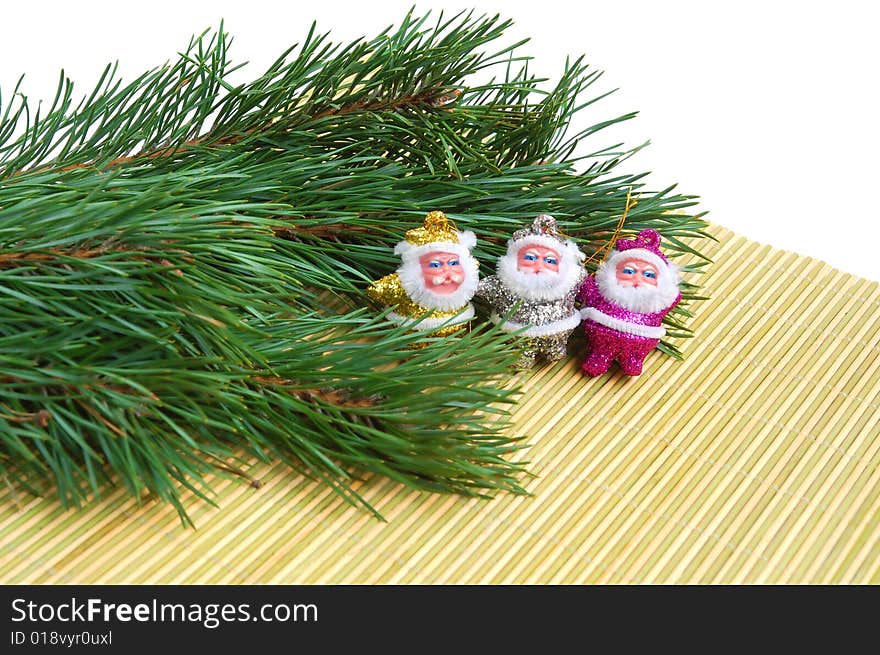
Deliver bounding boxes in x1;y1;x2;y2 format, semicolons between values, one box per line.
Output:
0;9;710;524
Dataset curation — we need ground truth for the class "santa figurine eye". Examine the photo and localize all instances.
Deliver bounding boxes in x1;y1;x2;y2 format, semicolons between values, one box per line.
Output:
523;252;538;262
428;260;442;269
448;258;460;267
643;270;656;279
622;266;636;275
544;256;558;265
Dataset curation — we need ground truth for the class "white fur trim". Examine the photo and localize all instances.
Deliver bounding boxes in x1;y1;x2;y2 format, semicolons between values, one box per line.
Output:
396;248;479;311
605;248;678;284
595;254;680;314
490;310;581;337
580;307;666;339
388;305;474;330
495;237;584;301
458;230;477;250
510;234;586;263
393;231;477;259
605;247;669;275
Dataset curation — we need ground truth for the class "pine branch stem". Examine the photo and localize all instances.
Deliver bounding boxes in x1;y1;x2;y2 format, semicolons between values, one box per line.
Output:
0;407;51;427
251;377;380;409
0;235;192;272
273;224;374;240
14;88;447;178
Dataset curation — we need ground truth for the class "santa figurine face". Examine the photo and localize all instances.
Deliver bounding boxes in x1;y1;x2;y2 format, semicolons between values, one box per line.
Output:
419;251;465;295
517;245;560;275
615;257;659;288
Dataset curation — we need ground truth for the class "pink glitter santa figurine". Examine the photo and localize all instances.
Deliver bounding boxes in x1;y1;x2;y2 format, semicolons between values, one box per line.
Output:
576;228;681;376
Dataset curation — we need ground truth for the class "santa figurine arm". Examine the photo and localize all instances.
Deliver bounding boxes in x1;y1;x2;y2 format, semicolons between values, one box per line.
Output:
366;273;407;306
575;273;600;308
570;267;587;299
475;275;500;303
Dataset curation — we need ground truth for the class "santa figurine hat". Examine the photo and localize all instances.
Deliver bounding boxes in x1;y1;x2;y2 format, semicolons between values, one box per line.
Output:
394;210;477;263
607;228;675;277
393;210;480;312
508;214;585;265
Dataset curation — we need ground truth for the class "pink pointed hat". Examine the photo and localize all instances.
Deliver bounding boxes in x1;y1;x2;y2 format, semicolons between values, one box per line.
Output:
611;228;670;269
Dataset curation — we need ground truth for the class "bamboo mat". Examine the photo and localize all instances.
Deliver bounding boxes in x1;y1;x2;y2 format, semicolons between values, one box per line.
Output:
2;223;878;584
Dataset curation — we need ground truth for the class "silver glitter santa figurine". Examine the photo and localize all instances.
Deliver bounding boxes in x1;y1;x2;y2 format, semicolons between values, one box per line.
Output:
476;214;586;368
576;228;681;376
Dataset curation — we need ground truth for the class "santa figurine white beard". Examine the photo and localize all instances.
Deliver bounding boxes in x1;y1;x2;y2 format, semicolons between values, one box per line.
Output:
396;247;480;314
577;228;682;376
495;245;583;303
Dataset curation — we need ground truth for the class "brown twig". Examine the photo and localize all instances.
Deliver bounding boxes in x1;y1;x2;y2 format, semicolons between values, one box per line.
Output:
1;375;158;406
0;407;51;427
15;89;446;179
76;400;127;437
0;239;190;271
0;245;120;267
272;224;374;240
252;377;379;409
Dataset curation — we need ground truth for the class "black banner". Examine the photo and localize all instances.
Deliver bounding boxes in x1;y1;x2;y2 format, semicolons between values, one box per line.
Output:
0;585;873;651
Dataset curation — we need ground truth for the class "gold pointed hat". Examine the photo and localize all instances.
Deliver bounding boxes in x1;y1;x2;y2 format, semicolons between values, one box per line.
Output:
395;211;477;257
403;211;462;246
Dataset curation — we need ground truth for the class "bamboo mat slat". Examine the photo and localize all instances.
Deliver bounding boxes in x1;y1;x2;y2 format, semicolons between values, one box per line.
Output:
2;223;878;584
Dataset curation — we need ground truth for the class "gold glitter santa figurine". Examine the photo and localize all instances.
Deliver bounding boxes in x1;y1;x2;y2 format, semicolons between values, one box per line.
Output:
476;214;586;367
366;211;479;338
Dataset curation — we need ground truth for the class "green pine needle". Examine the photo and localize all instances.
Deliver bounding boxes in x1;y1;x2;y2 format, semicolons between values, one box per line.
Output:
0;9;709;524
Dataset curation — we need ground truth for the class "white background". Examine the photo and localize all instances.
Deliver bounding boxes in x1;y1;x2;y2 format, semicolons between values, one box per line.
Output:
2;0;878;280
